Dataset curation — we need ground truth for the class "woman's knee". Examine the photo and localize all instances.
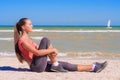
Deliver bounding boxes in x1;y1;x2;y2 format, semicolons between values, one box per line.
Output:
41;37;51;48
41;37;50;43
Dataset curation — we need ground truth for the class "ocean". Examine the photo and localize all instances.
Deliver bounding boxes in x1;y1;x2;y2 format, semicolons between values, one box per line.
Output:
0;25;120;57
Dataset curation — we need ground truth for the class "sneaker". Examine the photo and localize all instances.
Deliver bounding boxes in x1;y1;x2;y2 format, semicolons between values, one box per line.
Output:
51;64;68;72
92;61;108;73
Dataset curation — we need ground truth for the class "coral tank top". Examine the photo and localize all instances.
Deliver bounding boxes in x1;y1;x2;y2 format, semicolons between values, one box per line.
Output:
18;37;38;62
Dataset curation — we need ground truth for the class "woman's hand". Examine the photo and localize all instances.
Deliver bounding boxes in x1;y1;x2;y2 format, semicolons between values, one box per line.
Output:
50;48;58;57
53;48;58;55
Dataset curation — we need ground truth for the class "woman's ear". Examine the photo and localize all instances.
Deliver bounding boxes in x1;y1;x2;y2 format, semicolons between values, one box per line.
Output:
21;25;25;31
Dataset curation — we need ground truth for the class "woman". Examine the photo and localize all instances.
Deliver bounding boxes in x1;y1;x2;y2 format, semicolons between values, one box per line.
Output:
14;18;107;73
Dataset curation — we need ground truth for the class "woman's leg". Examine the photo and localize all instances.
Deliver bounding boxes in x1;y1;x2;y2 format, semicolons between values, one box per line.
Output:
59;61;107;72
47;44;107;72
30;37;51;72
44;41;92;72
30;37;67;72
47;41;68;72
47;44;57;63
59;62;93;72
46;43;92;72
45;61;107;73
45;61;78;72
77;64;92;72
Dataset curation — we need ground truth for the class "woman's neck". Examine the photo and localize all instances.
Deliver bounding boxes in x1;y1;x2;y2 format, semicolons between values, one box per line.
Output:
22;31;29;39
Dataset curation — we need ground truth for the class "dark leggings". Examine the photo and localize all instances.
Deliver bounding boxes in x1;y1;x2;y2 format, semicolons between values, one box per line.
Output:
30;37;78;72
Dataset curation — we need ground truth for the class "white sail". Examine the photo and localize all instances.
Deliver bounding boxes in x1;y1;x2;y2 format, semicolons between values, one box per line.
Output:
107;20;112;28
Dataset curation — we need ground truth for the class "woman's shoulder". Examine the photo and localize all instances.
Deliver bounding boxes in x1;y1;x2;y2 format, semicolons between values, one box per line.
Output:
18;37;26;44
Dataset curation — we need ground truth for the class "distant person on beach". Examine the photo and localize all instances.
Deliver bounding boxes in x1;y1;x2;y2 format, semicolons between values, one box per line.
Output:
14;18;107;73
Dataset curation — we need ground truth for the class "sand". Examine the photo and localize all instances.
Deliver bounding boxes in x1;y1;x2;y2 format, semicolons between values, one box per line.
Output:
0;57;120;80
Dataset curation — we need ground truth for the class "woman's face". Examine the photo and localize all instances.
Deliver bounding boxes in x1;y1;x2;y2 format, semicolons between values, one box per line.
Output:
22;19;33;33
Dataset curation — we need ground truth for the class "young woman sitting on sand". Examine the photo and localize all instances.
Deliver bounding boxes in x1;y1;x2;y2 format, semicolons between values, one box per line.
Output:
14;18;107;73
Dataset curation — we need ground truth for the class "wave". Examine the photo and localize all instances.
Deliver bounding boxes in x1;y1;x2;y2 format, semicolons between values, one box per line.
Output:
31;36;43;40
65;52;120;57
32;30;120;32
0;51;120;58
0;30;13;32
0;29;120;32
0;38;13;41
0;52;15;57
0;52;67;57
0;37;44;41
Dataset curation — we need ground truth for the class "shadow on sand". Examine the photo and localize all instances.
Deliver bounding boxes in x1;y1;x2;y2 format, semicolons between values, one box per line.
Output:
0;66;31;72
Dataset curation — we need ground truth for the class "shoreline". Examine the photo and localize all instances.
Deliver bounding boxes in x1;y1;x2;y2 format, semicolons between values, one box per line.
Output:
0;55;120;60
0;56;120;60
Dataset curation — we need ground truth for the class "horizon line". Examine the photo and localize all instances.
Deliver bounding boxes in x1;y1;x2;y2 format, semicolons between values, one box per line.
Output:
0;25;120;26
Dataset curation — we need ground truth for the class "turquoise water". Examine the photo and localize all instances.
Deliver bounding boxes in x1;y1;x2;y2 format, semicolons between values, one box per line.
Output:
0;25;120;30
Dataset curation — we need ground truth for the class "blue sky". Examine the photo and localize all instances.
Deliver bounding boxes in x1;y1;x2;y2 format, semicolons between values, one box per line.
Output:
0;0;120;25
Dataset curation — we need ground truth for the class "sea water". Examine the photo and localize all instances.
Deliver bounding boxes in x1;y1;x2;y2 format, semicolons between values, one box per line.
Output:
0;25;120;57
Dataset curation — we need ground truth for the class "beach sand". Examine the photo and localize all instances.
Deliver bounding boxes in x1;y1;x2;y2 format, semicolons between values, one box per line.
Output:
0;57;120;80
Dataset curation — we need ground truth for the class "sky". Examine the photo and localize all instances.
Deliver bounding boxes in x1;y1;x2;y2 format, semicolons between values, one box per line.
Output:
0;0;120;25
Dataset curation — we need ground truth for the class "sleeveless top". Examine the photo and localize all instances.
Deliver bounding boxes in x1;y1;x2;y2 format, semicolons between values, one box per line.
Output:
18;37;38;62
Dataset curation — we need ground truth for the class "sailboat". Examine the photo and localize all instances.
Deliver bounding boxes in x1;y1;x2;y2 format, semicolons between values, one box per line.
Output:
107;20;112;29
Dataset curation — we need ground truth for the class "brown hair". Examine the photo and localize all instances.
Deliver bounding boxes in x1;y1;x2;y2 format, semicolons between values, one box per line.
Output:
14;18;29;63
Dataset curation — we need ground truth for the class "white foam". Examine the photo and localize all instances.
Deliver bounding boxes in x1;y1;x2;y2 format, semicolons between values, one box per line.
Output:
31;29;44;32
64;51;120;57
31;36;43;40
0;37;43;41
0;52;67;57
58;52;67;56
0;38;13;41
0;30;13;32
32;30;120;32
0;52;15;57
0;51;119;57
0;29;120;32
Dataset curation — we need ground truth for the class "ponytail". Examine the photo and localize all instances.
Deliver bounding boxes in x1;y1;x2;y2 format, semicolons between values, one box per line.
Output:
14;24;24;63
14;18;29;63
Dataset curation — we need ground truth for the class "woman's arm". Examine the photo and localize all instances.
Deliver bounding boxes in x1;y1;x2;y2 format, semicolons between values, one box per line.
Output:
21;41;58;56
